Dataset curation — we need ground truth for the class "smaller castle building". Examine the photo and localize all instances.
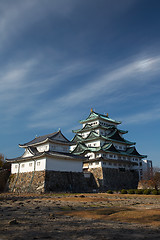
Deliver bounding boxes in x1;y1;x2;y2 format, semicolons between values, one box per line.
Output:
6;130;88;193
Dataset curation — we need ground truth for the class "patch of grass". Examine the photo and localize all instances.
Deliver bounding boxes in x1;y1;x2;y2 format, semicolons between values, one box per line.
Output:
135;189;144;194
151;190;158;195
127;189;135;194
61;207;160;227
143;189;151;195
107;190;113;194
120;189;127;194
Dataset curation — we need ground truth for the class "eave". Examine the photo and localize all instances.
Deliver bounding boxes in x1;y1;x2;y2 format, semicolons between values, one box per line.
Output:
79;111;121;125
6;151;86;163
84;158;138;166
19;137;71;148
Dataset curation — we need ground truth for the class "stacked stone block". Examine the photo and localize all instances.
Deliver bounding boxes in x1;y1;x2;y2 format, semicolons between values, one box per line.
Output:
8;170;96;193
88;167;139;191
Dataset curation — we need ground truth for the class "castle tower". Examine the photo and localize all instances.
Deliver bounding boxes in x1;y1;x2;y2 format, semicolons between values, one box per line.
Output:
70;110;147;189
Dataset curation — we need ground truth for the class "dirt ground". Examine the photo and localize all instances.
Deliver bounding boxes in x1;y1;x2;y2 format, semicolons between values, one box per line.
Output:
0;193;160;240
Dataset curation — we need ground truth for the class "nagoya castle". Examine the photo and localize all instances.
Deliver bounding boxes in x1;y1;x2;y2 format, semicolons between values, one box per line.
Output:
70;109;147;190
7;108;149;192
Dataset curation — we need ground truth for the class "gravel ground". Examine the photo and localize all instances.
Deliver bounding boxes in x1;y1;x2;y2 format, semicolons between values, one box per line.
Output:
0;193;160;240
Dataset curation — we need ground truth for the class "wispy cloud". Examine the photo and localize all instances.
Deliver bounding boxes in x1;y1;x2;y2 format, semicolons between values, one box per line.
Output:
121;107;160;125
0;54;94;122
0;0;78;50
29;55;160;128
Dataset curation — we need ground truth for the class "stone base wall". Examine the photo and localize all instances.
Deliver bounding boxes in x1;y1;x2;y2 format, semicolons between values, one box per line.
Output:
8;170;96;193
45;171;92;192
89;167;139;191
7;168;139;193
88;168;103;188
0;170;10;192
8;171;46;193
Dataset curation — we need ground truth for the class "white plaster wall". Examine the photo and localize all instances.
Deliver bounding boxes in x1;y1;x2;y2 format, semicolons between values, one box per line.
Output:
82;121;99;128
142;160;150;172
70;145;76;152
114;143;126;151
86;140;100;147
22;149;34;158
99;120;117;127
88;161;132;170
11;158;46;174
37;144;49;152
11;163;20;174
35;158;46;172
37;142;69;153
88;161;102;168
46;157;82;172
85;152;95;159
82;131;90;138
95;129;100;134
49;143;69;153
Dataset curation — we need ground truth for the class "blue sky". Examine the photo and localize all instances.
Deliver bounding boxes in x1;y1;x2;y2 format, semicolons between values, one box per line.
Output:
0;0;160;167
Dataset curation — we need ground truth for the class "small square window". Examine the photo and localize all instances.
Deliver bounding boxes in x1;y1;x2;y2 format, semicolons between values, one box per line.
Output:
22;164;25;168
37;162;41;166
29;163;32;167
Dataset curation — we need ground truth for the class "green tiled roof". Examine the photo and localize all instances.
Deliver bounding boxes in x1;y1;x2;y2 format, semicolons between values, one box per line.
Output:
107;129;135;145
71;142;119;156
126;147;147;158
71;142;100;155
71;130;134;146
72;123;128;134
79;111;121;124
71;141;146;158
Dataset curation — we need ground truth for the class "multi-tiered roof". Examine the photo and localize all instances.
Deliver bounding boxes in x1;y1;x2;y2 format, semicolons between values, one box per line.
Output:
7;130;84;163
71;110;147;168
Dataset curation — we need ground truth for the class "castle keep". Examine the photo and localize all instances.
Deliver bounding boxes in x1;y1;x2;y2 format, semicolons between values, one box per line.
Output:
70;109;147;190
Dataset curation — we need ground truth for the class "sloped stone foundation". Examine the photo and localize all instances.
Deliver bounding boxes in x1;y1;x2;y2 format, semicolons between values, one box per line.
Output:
45;171;90;192
89;167;139;191
8;171;46;193
8;168;139;193
8;170;96;193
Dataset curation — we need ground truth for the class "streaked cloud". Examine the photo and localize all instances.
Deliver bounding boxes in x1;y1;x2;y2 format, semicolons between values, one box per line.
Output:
0;0;78;49
29;55;160;127
121;107;160;125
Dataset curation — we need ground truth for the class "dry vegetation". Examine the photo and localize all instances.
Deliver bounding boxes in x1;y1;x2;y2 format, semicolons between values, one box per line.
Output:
0;193;160;239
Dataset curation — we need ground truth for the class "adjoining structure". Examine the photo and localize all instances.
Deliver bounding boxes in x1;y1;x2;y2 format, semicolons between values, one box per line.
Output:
7;130;90;193
141;160;153;180
70;109;148;190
